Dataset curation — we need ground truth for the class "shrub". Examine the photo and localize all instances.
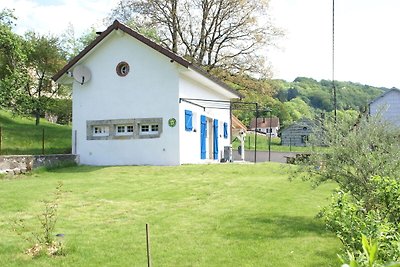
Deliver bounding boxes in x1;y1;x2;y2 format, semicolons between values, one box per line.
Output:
320;186;400;263
13;182;66;257
293;115;400;264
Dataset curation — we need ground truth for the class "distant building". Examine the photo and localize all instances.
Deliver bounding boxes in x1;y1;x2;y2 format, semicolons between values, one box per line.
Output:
369;88;400;127
249;117;280;137
231;115;247;137
280;118;316;147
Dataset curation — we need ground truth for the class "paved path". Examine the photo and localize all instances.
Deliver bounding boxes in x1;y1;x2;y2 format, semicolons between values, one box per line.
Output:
232;149;300;163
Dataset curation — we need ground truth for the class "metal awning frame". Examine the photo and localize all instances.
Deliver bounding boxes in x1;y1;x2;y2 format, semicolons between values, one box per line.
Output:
179;98;268;163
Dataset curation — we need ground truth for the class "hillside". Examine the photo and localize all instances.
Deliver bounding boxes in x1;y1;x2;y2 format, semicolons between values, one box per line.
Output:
223;73;387;127
0;110;71;155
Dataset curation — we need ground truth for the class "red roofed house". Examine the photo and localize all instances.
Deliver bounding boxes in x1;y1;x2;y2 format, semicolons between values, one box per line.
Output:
249;117;280;137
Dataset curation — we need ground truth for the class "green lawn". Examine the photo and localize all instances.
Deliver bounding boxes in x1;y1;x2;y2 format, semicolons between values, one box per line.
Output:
0;163;340;266
0;110;71;155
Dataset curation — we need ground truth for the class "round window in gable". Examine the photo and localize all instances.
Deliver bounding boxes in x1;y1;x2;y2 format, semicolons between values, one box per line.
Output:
116;62;130;77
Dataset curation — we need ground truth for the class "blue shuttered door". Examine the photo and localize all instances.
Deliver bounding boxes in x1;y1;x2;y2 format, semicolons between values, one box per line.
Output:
213;119;219;160
200;115;207;159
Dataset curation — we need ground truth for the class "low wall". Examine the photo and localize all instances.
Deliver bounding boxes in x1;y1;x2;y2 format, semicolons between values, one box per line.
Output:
0;154;79;175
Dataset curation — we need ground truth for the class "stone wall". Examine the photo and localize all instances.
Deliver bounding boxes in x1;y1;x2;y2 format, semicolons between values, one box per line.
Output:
0;154;78;175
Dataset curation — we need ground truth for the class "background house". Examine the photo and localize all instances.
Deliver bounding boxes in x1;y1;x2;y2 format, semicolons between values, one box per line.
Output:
369;88;400;126
231;115;247;137
280;118;316;147
53;20;240;166
249;117;280;137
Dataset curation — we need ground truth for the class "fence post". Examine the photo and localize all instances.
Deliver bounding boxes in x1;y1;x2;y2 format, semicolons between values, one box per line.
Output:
42;128;45;155
146;223;152;267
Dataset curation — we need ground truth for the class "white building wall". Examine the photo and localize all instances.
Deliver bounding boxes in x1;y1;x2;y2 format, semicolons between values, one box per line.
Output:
370;90;400;127
255;127;279;137
178;75;232;164
72;32;180;165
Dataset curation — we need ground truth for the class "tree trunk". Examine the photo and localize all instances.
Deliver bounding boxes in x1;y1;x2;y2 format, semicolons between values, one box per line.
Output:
35;108;40;125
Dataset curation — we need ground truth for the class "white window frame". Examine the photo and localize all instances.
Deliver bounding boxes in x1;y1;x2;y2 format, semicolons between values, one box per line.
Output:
115;125;134;136
93;126;109;137
140;123;159;135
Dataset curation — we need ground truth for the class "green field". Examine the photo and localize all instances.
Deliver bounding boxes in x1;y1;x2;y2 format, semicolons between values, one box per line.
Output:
0;110;71;155
0;163;340;266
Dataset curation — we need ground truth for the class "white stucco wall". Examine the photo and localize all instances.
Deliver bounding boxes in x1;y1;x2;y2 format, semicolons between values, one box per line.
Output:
72;31;180;165
370;90;400;127
178;75;233;164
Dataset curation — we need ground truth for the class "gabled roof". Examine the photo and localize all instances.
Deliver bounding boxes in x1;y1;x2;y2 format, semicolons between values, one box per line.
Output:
250;117;280;129
232;115;247;131
281;118;316;134
52;20;242;98
369;88;400;106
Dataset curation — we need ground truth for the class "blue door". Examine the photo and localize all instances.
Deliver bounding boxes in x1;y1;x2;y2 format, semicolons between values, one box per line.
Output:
200;115;207;159
213;119;218;160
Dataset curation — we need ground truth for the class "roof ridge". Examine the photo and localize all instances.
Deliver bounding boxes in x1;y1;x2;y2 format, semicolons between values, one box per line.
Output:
52;20;241;98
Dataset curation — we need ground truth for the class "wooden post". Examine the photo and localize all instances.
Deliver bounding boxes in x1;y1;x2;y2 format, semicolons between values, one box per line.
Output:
42;128;45;155
146;224;151;267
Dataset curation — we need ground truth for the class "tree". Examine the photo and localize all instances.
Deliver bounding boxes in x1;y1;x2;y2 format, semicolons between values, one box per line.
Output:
24;32;67;125
60;24;98;60
108;0;282;75
0;8;28;113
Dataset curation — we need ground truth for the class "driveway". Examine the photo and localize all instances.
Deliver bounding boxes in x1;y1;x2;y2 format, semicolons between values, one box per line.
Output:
232;149;300;163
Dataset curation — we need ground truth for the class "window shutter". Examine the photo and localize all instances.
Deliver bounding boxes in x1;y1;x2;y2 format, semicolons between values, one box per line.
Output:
223;122;228;139
185;110;193;131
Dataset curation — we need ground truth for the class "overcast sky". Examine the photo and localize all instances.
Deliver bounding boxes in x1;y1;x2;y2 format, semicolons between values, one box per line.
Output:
2;0;400;89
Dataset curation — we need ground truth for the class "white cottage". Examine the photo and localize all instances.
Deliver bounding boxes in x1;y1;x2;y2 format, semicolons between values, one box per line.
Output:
369;88;400;127
53;20;241;166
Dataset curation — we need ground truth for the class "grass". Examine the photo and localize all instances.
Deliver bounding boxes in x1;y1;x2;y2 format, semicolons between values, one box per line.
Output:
0;110;72;155
232;133;329;153
0;163;341;266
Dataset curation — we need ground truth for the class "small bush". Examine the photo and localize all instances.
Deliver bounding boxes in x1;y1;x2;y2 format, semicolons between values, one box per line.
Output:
13;182;66;257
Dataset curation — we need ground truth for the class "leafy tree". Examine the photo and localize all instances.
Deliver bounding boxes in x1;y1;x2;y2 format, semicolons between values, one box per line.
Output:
283;97;313;124
298;115;400;200
24;32;67;125
108;0;283;75
60;24;98;60
0;8;16;27
0;8;28;113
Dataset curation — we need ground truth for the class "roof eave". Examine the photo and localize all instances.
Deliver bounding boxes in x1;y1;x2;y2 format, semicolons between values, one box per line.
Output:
188;64;243;99
53;20;190;82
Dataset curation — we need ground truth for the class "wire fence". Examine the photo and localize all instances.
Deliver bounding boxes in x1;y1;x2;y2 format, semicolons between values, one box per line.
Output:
0;126;72;156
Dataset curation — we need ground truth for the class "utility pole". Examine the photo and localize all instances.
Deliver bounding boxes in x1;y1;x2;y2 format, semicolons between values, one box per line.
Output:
332;0;337;123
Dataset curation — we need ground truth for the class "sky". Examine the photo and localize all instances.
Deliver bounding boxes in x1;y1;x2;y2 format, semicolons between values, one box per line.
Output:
1;0;400;89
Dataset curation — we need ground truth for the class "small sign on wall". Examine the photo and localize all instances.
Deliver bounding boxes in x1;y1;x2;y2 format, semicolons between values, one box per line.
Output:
168;118;176;127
